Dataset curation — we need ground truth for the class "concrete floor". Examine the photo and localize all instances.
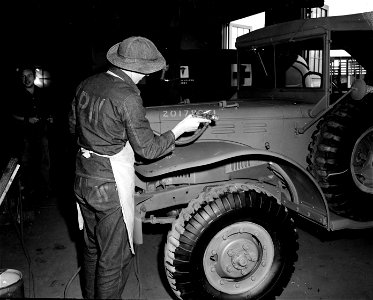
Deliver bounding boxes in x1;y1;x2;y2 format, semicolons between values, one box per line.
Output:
1;193;373;300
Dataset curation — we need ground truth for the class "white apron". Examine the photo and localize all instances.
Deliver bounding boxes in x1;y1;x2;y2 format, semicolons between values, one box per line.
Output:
77;142;136;254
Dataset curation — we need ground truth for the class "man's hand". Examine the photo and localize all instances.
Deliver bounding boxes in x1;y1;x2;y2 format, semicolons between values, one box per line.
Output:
171;114;211;140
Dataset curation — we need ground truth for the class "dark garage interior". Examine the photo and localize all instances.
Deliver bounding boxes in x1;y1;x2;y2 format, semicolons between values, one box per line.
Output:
1;1;373;299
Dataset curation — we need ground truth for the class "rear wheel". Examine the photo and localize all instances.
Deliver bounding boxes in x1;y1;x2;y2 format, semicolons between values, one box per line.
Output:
307;98;373;220
164;185;298;300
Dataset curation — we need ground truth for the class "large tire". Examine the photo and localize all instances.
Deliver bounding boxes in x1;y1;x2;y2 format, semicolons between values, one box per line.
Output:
164;184;298;300
307;97;373;221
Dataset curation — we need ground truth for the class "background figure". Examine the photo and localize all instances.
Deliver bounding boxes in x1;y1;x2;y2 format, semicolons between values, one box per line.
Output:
11;66;55;219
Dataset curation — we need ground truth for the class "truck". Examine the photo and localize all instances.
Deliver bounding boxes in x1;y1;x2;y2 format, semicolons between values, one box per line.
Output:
135;12;373;299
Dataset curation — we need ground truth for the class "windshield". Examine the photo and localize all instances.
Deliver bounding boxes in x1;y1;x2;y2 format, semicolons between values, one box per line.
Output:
237;29;373;95
237;37;324;90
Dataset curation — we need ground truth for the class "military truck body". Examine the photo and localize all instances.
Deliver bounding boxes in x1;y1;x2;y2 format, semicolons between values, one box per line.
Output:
134;12;373;299
144;12;373;225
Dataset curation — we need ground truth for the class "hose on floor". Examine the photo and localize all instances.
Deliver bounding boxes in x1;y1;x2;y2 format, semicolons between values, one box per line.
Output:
134;244;143;299
7;180;36;298
63;245;143;299
63;266;81;298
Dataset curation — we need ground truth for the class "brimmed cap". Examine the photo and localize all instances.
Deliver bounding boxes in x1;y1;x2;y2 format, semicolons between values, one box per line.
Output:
106;36;166;74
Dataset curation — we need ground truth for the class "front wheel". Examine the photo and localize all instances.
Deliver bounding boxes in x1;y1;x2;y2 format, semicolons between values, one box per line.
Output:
164;185;298;300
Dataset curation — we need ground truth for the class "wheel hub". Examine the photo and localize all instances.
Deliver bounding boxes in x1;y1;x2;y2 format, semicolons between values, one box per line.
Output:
204;221;274;294
218;239;259;278
351;127;373;194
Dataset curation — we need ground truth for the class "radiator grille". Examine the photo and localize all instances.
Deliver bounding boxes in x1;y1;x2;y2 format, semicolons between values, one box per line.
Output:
226;160;250;173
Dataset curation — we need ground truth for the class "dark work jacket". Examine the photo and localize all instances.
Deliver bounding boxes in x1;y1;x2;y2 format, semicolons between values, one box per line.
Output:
69;67;175;181
13;86;53;139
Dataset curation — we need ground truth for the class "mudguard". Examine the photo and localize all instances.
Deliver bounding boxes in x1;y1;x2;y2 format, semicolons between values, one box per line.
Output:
135;140;330;228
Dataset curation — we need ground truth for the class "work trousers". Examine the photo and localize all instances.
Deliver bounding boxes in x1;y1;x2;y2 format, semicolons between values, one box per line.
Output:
21;134;52;208
74;176;133;299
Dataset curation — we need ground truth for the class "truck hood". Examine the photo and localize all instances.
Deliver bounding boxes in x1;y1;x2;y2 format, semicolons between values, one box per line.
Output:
146;98;313;124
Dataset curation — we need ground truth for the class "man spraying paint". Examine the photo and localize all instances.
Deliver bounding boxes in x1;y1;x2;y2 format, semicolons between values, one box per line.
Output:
69;36;210;299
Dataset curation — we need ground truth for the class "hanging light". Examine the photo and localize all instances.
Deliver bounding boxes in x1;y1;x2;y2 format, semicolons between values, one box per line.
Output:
34;68;52;88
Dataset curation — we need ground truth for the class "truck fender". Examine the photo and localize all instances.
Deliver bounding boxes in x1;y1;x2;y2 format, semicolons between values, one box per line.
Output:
135;140;330;228
266;157;330;228
225;150;330;229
